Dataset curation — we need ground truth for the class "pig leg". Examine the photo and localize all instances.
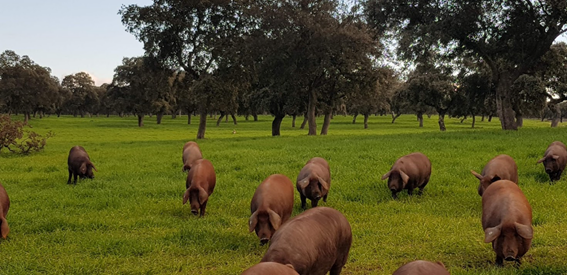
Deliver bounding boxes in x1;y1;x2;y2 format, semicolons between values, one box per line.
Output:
391;191;398;199
418;178;430;195
199;201;208;217
311;199;319;208
330;266;344;275
300;194;307;209
67;170;73;184
407;188;413;196
323;194;328;202
495;256;504;267
73;173;78;184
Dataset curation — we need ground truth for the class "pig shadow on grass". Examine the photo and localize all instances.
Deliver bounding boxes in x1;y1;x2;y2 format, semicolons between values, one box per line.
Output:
528;171;552;184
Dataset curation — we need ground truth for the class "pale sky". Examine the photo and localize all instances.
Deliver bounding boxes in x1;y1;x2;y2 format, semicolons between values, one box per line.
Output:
0;1;566;86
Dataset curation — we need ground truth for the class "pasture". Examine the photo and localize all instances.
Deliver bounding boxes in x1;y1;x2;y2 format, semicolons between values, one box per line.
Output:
1;114;567;275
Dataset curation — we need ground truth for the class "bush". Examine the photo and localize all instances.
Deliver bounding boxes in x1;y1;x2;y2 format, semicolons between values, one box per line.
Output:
0;115;53;154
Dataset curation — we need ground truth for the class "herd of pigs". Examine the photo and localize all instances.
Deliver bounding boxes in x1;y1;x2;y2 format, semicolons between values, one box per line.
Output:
0;140;566;274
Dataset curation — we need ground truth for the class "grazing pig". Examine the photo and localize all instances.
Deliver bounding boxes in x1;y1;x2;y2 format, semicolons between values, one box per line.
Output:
242;262;299;275
249;174;294;245
381;152;431;199
471;154;518;196
182;141;203;172
296;157;331;209
537;141;567;182
67;146;97;184
183;159;216;217
482;180;533;266
261;207;352;275
393;260;450;275
0;183;9;239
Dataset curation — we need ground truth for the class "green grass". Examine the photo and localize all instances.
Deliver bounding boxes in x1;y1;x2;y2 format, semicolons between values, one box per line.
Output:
1;114;567;274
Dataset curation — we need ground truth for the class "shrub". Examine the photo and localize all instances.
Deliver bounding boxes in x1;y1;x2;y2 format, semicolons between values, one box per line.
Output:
0;115;53;154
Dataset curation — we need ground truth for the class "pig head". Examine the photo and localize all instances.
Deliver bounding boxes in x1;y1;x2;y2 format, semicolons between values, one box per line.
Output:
484;222;533;265
183;186;209;216
296;157;331;209
242;262;298;275
249;209;282;245
182;159;216;217
538;141;567;182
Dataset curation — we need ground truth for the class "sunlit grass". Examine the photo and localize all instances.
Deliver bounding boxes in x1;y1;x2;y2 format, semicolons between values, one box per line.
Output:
1;114;567;274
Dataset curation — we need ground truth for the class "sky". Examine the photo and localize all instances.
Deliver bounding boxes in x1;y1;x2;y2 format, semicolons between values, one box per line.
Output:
0;1;566;86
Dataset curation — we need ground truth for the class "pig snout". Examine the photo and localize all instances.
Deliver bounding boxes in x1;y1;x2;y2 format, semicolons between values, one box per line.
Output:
505;256;516;261
191;209;198;215
545;168;552;174
260;238;269;245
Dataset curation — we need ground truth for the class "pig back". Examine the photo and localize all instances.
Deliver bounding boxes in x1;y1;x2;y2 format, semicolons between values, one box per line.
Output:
261;207;352;275
396;153;431;182
242;262;299;275
482;180;532;229
393;260;450;275
251;174;294;219
546;142;567;167
182;142;203;165
187;159;216;194
483;155;518;183
0;183;8;218
68;146;90;166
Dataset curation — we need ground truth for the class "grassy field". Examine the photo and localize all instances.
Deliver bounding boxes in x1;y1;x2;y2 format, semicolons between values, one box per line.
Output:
1;114;567;274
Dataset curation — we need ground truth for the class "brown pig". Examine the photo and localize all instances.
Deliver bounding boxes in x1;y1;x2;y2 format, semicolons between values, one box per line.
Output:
0;183;9;239
261;207;352;275
482;180;533;266
392;260;450;275
296;157;331;209
381;152;431;199
67;146;97;184
242;262;299;275
182;141;203;172
249;174;294;245
183;159;216;217
537;141;567;182
471;154;518;196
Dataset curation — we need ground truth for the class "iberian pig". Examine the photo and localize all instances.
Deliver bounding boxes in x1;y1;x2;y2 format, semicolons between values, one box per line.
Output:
67;146;97;184
296;157;331;209
242;262;299;275
0;183;9;239
249;174;294;245
471;154;518;196
261;207;352;275
537;141;567;182
183;159;216;217
182;141;203;172
482;180;533;266
381;152;431;199
393;260;450;275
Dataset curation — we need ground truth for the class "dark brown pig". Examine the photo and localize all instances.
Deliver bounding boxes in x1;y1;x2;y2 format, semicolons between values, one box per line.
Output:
67;146;97;184
537;141;567;182
381;152;431;199
0;183;9;239
471;154;518;196
261;207;352;275
392;260;450;275
249;174;294;245
183;159;216;217
482;180;533;266
182;141;203;172
296;157;331;209
242;262;299;275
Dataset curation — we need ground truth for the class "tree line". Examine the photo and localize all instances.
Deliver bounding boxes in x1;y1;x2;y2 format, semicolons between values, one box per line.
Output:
1;0;567;138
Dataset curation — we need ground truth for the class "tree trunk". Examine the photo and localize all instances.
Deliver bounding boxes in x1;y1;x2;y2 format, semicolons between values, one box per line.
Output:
33;111;37;118
481;115;485;122
352;113;358;124
496;76;518;130
551;104;561;128
472;115;476;128
138;114;144;127
272;115;284;136
157;113;163;124
460;116;467;123
300;113;308;129
307;90;317;135
515;113;523;128
438;112;446;131
216;112;225;126
391;112;401;123
231;114;237;125
172;112;177;119
253;114;258;121
292;114;296;127
364;114;369;129
24;112;30;123
245;115;249;121
197;111;207;139
417;112;424;128
320;111;332;135
225;115;229;122
106;113;110;118
488;115;493;122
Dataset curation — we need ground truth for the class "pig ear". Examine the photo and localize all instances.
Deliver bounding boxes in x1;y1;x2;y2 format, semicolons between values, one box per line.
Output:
0;217;9;239
284;264;296;270
490;176;501;183
553;155;560;160
248;211;258;232
317;176;329;192
298;177;310;190
381;171;391;180
183;189;190;205
471;170;483;180
515;222;533;240
268;209;282;231
182;163;190;172
436;261;446;268
198;188;208;204
90;162;97;172
399;170;410;185
537;157;546;163
80;163;87;173
484;226;501;243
